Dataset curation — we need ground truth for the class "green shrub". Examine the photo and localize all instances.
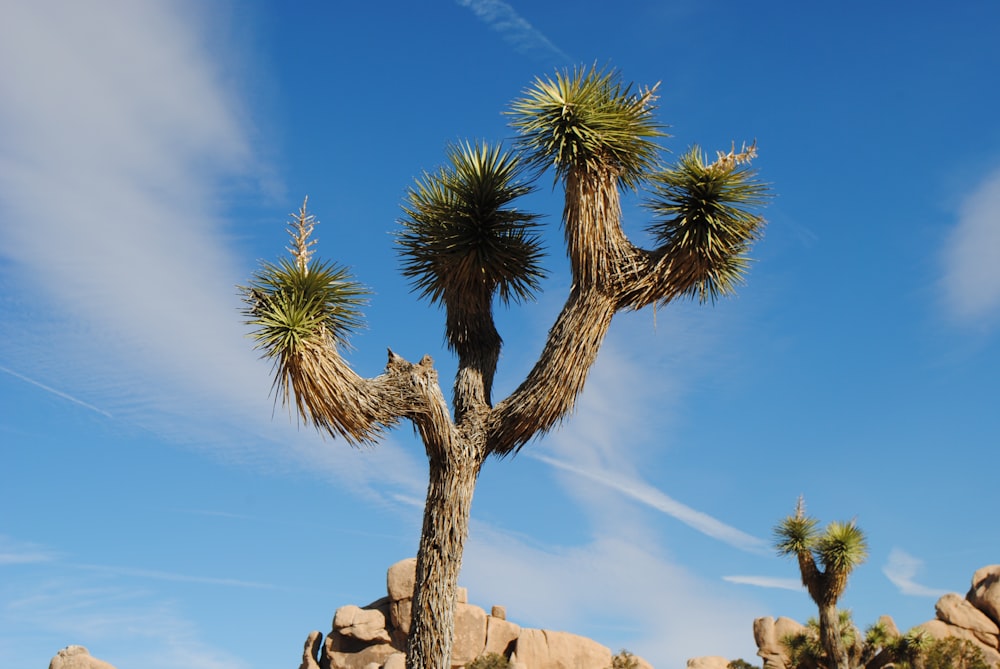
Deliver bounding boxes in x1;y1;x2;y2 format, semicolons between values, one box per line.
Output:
728;660;760;669
609;649;639;669
919;637;991;669
467;652;511;669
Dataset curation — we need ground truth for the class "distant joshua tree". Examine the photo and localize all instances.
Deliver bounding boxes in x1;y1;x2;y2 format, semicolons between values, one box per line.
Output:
774;498;870;669
243;66;769;669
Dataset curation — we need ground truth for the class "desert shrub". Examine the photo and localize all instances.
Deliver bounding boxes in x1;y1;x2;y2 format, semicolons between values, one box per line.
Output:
918;637;991;669
609;649;639;669
728;660;760;669
467;652;510;669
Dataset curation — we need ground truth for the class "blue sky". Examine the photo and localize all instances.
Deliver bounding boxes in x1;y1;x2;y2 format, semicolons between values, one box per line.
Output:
2;2;999;668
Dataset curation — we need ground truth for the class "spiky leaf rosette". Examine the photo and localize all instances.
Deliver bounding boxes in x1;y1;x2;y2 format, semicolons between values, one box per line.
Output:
775;496;819;555
816;520;869;600
243;256;367;355
508;66;665;189
242;256;381;443
774;509;820;557
645;144;769;303
397;140;544;351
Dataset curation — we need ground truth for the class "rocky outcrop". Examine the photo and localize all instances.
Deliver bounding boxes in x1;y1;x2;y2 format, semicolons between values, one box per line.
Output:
968;565;1000;629
685;656;730;669
299;557;653;669
48;646;117;669
744;565;1000;669
751;616;805;669
915;566;1000;667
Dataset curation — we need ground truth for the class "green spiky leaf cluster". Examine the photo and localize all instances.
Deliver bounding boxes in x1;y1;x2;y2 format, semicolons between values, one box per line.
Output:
242;257;368;357
775;506;820;557
397;141;545;308
774;502;869;574
646;146;769;302
508;66;666;188
816;521;869;573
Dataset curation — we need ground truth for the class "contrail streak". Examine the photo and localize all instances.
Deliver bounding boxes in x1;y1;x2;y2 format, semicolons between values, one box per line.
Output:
0;365;112;418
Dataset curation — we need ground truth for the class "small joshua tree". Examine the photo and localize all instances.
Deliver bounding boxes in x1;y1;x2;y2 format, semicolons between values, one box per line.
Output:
774;498;870;669
244;66;769;669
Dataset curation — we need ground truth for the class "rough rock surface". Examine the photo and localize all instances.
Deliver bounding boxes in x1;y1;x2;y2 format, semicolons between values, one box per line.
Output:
512;628;611;669
335;603;393;644
686;657;729;669
299;631;323;669
934;592;1000;647
751;616;805;669
49;646;117;669
299;557;653;669
968;565;1000;627
749;565;1000;669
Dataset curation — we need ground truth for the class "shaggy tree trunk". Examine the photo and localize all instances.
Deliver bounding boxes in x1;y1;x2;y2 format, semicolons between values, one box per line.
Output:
405;441;484;669
818;603;850;669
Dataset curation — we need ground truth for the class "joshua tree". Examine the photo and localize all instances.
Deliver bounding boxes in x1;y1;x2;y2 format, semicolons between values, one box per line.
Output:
244;66;769;669
774;498;870;669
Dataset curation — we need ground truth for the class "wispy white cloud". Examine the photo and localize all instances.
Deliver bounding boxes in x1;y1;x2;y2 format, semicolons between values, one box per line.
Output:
74;564;277;590
0;535;57;566
0;0;424;498
723;575;803;591
456;0;572;63
534;452;768;554
882;548;948;598
941;166;1000;323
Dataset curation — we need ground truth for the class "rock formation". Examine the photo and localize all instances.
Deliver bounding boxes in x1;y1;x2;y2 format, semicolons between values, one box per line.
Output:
685;656;730;669
751;616;805;669
741;564;1000;669
916;564;1000;666
299;557;653;669
48;646;117;669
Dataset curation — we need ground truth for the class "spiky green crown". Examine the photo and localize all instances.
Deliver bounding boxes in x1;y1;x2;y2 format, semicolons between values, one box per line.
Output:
242;203;367;357
242;256;368;358
816;521;869;573
397;140;545;308
645;144;770;302
508;65;666;188
774;510;820;556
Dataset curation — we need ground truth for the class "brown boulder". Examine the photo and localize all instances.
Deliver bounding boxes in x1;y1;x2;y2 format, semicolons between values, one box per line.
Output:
935;592;1000;647
299;631;323;669
382;653;406;669
451;603;488;666
513;628;612;669
48;647;117;669
753;616;805;669
484;615;521;656
334;603;392;644
387;558;417;601
968;565;1000;628
687;657;730;669
875;615;900;638
324;640;398;669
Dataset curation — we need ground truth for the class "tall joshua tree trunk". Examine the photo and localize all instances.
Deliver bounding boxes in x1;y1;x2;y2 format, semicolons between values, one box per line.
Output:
407;446;484;667
818;602;850;669
244;68;769;669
